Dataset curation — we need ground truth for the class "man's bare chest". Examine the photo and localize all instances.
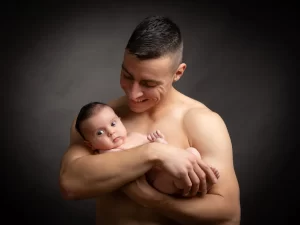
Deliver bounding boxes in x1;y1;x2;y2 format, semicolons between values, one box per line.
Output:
122;115;190;149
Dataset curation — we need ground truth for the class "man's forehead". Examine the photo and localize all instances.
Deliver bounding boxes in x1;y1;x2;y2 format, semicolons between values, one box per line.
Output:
123;52;173;66
122;54;173;80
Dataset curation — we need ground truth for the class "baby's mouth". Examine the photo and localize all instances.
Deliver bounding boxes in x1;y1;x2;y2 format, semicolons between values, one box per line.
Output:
113;136;122;143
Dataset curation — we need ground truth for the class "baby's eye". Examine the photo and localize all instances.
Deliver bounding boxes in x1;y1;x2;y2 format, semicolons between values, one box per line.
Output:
97;130;104;135
111;121;117;126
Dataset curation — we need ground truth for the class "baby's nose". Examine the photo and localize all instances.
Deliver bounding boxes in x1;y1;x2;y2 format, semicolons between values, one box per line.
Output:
107;127;115;137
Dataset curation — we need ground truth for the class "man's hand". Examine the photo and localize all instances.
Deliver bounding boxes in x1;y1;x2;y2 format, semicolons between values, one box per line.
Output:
150;142;219;197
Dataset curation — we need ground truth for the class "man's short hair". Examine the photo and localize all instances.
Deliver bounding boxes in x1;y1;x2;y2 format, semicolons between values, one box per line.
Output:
126;15;183;68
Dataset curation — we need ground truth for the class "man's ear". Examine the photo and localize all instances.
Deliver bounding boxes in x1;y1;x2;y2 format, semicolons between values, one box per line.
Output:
173;63;187;82
84;140;93;149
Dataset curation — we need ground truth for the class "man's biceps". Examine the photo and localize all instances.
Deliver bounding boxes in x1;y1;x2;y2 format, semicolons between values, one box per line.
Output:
201;154;233;171
64;143;90;161
70;132;84;145
60;144;85;171
69;143;91;155
196;142;233;164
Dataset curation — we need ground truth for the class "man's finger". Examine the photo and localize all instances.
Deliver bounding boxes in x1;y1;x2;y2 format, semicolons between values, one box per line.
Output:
198;160;218;184
188;171;200;197
182;174;192;196
194;165;207;195
200;173;207;195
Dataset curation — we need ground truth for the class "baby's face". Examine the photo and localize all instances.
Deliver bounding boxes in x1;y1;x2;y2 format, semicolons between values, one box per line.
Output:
81;106;127;150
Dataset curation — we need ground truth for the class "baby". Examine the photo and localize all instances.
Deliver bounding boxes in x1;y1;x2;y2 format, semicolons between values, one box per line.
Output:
75;101;219;195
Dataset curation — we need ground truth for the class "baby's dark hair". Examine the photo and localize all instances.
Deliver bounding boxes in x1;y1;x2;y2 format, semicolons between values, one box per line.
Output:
75;102;108;140
126;15;183;68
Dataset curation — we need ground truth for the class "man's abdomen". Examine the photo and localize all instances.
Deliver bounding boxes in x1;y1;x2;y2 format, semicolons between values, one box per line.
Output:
96;191;174;225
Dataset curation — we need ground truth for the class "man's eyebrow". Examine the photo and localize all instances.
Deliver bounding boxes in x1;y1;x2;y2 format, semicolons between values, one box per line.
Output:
121;64;162;84
121;64;134;77
143;79;162;85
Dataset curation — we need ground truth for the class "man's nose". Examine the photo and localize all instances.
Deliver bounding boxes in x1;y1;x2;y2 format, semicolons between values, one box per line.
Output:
129;82;143;99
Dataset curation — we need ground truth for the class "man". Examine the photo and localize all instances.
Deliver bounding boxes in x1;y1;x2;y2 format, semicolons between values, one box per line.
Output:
59;16;241;225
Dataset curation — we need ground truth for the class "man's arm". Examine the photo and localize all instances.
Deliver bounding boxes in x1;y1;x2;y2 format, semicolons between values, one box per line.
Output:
59;98;157;200
151;108;241;224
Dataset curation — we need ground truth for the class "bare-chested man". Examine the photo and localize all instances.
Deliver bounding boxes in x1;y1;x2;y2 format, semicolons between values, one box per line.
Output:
59;15;241;225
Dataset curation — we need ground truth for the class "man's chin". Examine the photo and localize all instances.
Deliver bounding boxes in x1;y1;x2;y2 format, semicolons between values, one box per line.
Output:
129;105;151;113
127;102;148;112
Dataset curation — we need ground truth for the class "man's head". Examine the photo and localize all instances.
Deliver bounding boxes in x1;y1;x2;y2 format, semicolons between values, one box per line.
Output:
75;102;127;150
120;16;187;113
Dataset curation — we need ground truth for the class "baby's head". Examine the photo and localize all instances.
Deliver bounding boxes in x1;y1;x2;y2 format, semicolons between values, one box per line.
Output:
75;102;127;150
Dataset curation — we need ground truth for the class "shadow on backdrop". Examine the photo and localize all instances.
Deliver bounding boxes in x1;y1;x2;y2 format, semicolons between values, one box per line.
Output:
4;2;297;225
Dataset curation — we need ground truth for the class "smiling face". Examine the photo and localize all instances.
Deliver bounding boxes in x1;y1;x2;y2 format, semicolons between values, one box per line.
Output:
120;51;186;113
80;106;128;150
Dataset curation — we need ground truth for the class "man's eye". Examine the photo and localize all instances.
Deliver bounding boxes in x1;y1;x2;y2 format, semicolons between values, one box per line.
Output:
141;82;157;88
123;74;133;80
111;121;116;126
145;84;157;88
97;130;104;135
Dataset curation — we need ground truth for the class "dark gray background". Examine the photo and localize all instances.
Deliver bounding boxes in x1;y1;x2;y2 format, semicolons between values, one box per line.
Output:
3;2;298;225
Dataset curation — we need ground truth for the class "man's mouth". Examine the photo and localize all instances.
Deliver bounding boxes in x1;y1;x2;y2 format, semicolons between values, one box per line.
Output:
131;99;148;104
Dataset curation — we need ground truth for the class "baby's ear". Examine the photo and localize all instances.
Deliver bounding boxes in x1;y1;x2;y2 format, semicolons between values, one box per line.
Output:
84;140;93;149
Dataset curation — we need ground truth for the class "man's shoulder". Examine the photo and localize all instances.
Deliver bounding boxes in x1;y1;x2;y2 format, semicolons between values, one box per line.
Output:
107;96;130;117
181;99;230;147
180;95;212;115
185;104;215;118
181;96;223;128
107;95;127;108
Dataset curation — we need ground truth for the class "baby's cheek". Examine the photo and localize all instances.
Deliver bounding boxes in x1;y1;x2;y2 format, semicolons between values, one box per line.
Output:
93;139;107;149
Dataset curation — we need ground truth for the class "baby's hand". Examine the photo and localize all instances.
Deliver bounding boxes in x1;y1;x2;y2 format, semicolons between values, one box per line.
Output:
147;130;168;144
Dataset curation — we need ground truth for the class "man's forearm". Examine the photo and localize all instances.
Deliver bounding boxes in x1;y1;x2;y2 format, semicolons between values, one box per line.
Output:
60;143;156;199
154;194;240;225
